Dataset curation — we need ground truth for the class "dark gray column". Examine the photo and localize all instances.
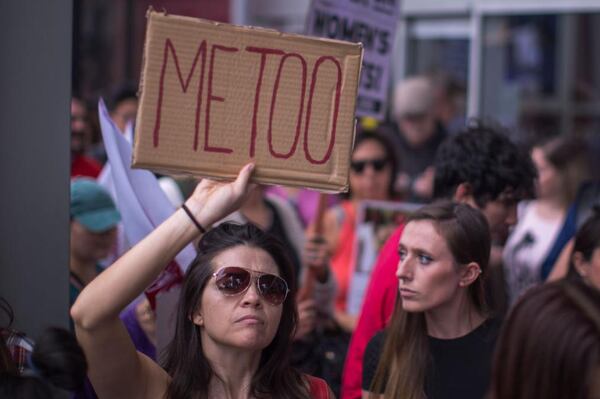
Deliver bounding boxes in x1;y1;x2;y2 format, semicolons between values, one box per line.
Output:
0;1;73;337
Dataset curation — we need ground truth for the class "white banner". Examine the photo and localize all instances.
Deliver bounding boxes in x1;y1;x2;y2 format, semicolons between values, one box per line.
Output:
97;99;196;271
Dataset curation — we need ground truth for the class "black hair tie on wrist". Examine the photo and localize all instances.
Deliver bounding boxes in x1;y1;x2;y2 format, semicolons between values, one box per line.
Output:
181;203;207;234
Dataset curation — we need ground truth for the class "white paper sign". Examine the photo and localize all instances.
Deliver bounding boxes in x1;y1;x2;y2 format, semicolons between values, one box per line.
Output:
306;0;400;120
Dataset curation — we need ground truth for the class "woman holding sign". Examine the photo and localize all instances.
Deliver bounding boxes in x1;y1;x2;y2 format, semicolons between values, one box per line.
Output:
362;202;500;399
71;164;334;399
315;128;399;332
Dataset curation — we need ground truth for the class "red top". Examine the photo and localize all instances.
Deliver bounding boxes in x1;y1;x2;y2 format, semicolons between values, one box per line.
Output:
307;374;332;399
341;224;404;399
331;201;356;312
71;154;102;179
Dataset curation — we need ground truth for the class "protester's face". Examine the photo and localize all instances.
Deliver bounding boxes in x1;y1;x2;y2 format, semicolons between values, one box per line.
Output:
532;147;561;199
194;245;283;352
70;220;117;262
396;220;465;313
349;139;392;201
575;247;600;290
111;98;138;133
398;112;436;148
71;99;90;154
476;191;518;244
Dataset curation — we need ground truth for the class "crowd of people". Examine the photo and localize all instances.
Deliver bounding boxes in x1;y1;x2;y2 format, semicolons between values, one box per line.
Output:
2;71;600;399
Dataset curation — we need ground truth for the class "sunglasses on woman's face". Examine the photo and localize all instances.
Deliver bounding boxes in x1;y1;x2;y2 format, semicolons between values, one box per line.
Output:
212;266;289;306
350;158;388;174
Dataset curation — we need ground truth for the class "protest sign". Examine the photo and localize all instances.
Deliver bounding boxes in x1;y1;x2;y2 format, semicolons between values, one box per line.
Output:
306;0;400;120
133;10;363;192
346;200;420;315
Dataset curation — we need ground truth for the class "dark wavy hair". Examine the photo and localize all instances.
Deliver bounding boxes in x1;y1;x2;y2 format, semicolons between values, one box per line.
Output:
163;222;309;399
370;201;491;399
433;119;536;207
490;279;600;399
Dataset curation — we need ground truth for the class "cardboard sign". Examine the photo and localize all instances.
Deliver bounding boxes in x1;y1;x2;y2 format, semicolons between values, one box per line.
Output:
133;10;363;192
306;0;400;120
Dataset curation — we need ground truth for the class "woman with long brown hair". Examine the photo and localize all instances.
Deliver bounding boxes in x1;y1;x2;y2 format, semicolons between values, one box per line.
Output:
362;201;500;399
503;135;590;302
71;164;334;399
318;128;399;333
489;279;600;399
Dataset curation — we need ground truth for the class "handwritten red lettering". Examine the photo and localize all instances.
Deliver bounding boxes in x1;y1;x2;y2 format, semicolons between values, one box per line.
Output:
152;39;345;167
245;47;285;157
303;56;342;165
152;38;207;148
204;44;239;154
268;53;307;159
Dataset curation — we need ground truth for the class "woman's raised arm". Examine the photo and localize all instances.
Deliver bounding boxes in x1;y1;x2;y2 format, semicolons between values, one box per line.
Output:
70;163;254;399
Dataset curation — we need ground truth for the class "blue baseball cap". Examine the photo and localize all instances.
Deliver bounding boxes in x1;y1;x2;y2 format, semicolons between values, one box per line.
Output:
70;178;121;233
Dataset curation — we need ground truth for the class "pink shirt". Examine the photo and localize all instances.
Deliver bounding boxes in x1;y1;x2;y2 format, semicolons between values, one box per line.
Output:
341;225;404;399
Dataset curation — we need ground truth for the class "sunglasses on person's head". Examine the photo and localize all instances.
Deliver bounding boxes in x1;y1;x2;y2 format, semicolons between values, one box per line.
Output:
350;158;388;174
212;266;289;306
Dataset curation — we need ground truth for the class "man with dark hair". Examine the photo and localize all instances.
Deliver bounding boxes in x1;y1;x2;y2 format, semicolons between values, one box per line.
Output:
433;122;536;245
341;120;537;399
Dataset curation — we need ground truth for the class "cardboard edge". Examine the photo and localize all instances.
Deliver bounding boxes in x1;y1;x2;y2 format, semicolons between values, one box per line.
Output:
341;48;364;195
137;8;152;100
131;162;347;193
344;44;364;192
133;8;156;168
135;7;360;194
147;9;363;53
